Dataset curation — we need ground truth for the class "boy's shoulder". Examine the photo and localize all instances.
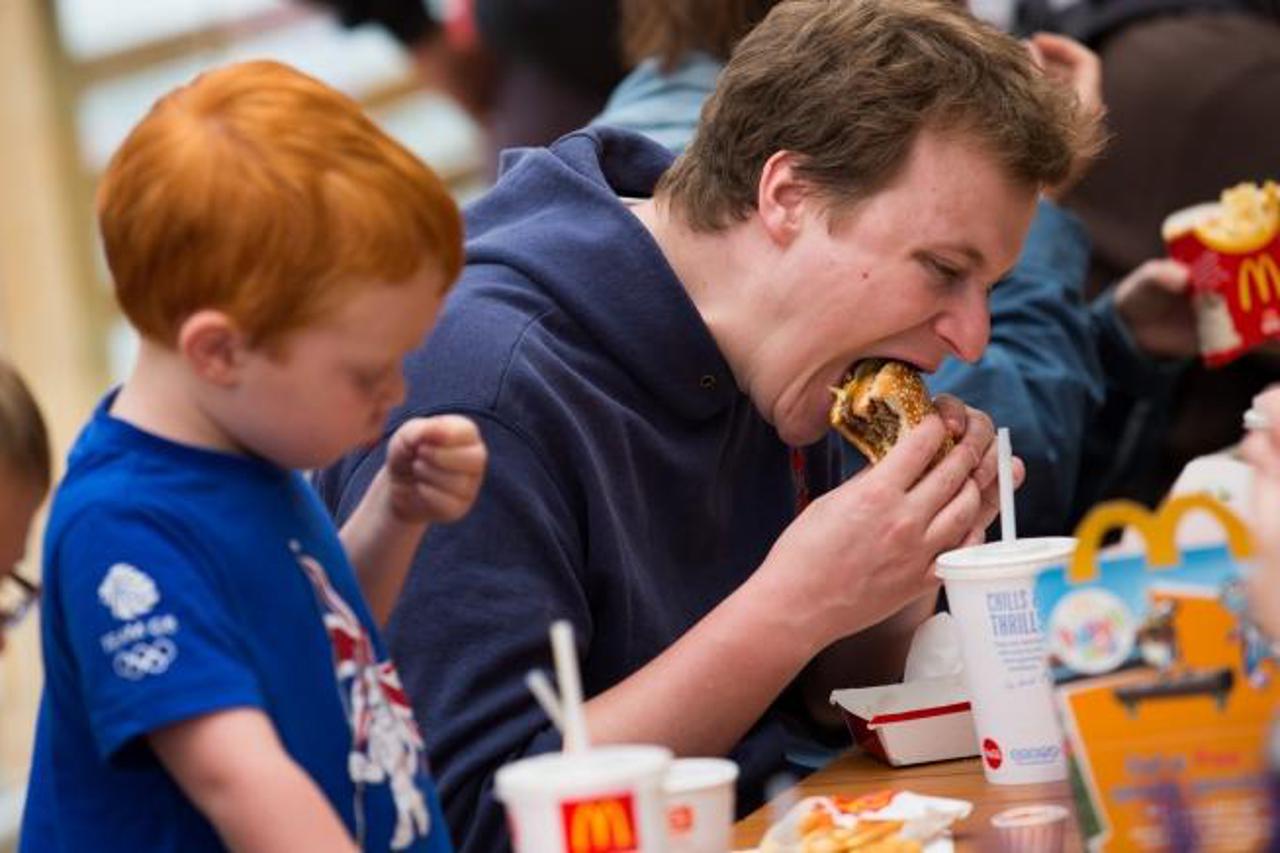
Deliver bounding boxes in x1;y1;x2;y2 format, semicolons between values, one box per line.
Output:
55;447;208;528
49;414;290;558
46;473;205;577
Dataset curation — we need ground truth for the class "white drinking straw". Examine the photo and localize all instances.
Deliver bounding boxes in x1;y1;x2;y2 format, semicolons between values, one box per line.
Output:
524;670;566;733
550;620;591;752
765;772;800;832
997;427;1017;543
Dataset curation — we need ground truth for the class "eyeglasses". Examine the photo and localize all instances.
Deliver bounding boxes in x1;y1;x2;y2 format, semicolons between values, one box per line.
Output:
0;573;40;630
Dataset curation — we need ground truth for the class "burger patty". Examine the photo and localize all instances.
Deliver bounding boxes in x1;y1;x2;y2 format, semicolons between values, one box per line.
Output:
850;398;901;452
830;358;951;466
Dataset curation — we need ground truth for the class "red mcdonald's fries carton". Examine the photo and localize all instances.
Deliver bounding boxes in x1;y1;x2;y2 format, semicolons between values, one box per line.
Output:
1163;181;1280;367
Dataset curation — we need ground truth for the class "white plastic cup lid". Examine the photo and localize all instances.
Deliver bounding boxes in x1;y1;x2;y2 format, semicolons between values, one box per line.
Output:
663;758;739;794
495;745;672;800
935;537;1076;582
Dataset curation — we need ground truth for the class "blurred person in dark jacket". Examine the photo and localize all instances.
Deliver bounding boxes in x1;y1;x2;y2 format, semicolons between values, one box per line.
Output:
309;0;626;172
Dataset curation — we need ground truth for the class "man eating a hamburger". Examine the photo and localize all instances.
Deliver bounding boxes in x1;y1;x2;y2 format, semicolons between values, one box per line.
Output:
317;1;1103;848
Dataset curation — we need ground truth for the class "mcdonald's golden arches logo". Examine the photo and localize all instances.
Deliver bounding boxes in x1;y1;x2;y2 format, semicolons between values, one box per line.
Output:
1069;493;1254;584
561;794;639;853
1238;253;1280;312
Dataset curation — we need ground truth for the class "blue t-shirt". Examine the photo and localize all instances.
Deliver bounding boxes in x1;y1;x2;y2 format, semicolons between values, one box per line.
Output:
20;395;453;853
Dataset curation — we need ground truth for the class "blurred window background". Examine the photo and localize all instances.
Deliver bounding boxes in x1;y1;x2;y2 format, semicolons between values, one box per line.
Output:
0;1;484;847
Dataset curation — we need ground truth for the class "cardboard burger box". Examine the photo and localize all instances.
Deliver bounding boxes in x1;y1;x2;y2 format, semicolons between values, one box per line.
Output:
831;674;979;767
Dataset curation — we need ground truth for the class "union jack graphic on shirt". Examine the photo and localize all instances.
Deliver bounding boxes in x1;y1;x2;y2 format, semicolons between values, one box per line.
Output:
292;541;429;850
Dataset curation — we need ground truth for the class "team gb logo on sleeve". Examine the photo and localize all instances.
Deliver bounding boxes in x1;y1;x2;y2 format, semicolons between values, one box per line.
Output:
98;563;160;621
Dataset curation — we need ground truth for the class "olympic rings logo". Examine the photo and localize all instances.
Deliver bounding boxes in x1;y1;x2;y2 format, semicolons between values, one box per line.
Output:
112;638;178;680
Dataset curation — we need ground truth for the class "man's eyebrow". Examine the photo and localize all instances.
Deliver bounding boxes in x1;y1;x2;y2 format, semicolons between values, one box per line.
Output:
934;243;987;267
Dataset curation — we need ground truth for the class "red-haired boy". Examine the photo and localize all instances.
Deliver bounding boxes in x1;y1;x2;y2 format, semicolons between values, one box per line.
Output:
20;60;481;852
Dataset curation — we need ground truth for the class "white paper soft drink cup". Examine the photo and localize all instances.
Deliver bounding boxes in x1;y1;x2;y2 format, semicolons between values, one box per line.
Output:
663;757;739;853
935;537;1076;785
495;745;672;852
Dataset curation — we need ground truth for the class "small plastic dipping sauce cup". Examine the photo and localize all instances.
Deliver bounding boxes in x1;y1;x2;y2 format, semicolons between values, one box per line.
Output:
990;803;1070;852
495;744;672;852
935;537;1076;785
663;757;739;853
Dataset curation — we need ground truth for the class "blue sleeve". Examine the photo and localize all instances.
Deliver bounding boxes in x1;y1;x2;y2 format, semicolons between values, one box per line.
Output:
927;200;1104;536
53;508;264;763
1088;289;1189;400
592;57;719;154
321;414;581;853
1070;291;1189;519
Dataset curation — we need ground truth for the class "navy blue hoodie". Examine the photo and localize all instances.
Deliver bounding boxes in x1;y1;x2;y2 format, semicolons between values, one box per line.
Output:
316;127;840;851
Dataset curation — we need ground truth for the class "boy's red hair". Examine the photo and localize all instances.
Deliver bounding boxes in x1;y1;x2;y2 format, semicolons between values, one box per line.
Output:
98;60;463;346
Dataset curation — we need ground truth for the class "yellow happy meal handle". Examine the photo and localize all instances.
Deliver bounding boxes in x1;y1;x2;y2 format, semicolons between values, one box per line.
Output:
1068;494;1255;584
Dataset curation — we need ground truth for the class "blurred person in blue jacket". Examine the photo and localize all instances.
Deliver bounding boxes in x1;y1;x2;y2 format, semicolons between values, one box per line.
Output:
1018;0;1280;513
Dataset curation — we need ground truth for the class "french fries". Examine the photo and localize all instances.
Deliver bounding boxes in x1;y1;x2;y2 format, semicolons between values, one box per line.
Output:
801;819;920;852
1196;181;1280;251
759;792;971;853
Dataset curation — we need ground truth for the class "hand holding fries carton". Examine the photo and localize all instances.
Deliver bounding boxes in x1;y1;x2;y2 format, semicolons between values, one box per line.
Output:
1033;494;1279;850
1163;181;1280;366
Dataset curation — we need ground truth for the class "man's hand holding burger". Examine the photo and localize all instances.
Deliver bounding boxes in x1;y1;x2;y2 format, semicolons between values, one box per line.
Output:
750;388;1022;657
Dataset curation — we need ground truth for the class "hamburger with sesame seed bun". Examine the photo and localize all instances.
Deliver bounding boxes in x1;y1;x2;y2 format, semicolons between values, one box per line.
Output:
829;359;953;466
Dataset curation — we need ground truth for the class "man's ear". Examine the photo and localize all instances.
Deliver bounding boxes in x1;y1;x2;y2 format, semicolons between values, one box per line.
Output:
756;150;813;248
176;310;247;386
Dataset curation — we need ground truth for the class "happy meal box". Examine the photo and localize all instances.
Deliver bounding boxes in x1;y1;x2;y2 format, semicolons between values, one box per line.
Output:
1163;181;1280;367
1034;494;1280;851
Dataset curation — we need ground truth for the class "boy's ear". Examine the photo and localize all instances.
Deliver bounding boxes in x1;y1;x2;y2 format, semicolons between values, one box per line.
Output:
176;310;248;386
756;150;814;248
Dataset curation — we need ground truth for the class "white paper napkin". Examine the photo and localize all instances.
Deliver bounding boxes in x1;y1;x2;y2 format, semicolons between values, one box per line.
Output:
903;612;964;682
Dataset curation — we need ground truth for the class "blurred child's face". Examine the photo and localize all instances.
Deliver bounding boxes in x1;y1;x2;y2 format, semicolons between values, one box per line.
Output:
220;268;446;470
0;471;44;575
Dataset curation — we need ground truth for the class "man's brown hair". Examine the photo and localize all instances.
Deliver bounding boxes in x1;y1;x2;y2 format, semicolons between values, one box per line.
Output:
0;360;51;492
657;0;1102;232
620;0;779;68
98;60;463;348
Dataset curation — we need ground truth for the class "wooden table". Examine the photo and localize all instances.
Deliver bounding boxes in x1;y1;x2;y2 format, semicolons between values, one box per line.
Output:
732;753;1079;850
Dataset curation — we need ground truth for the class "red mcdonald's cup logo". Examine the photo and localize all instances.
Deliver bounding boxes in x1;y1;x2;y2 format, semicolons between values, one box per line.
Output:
983;737;1003;770
667;804;694;836
561;793;639;853
1238;253;1280;312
